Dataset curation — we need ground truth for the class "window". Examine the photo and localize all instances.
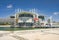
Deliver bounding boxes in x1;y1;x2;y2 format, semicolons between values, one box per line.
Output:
19;14;33;18
10;16;15;18
38;16;44;20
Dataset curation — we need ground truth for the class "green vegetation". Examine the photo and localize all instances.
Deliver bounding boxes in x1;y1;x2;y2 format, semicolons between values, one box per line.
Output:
0;22;11;25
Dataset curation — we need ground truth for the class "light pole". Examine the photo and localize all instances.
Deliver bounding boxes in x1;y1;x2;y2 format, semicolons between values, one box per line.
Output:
47;16;53;27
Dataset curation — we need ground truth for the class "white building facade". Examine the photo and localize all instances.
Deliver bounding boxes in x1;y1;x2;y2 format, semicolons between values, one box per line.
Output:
14;11;45;27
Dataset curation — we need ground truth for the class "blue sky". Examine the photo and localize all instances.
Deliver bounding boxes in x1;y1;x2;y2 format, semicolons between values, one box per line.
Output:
0;0;59;22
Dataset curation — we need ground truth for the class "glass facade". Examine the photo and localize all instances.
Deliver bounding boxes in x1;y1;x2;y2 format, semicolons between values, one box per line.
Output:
19;14;33;18
18;23;33;27
38;16;44;20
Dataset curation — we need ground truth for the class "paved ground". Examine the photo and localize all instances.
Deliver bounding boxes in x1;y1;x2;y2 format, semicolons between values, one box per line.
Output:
0;28;59;40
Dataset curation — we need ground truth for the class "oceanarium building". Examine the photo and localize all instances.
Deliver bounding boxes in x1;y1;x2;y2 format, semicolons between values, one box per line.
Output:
13;10;46;27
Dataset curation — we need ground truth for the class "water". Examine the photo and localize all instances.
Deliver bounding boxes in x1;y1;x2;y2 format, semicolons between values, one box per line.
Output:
0;27;15;31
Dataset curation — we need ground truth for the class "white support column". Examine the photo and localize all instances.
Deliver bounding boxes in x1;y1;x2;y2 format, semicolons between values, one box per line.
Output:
49;16;53;26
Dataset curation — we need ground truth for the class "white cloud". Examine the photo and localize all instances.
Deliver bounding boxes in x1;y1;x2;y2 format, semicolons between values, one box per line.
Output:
53;12;59;15
49;16;52;19
7;4;13;8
